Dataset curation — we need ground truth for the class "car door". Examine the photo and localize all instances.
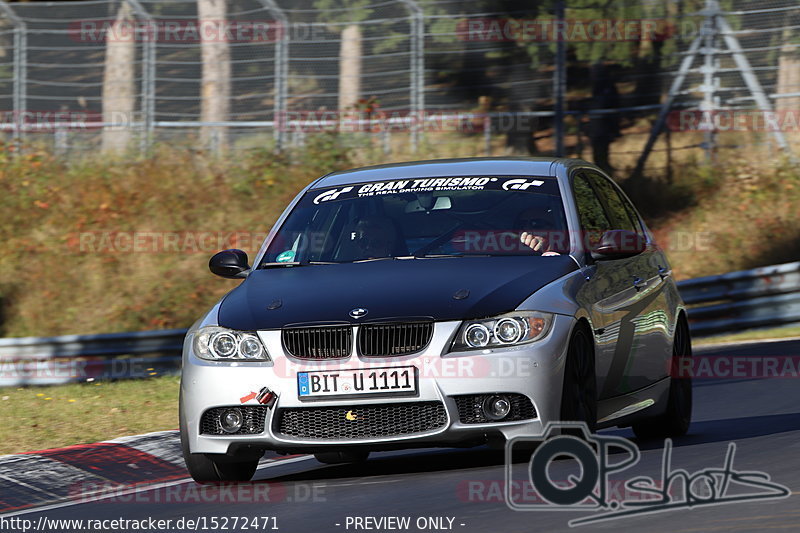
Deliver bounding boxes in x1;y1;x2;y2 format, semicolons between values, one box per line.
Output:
583;170;672;396
570;171;639;399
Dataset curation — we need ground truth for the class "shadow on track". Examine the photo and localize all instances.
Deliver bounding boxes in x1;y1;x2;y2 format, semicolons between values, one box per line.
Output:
263;447;511;483
610;411;800;451
260;411;800;483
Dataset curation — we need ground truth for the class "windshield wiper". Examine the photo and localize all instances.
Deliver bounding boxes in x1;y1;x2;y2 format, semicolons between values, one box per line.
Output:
261;261;302;268
260;260;339;268
351;254;494;263
415;253;494;259
352;256;405;263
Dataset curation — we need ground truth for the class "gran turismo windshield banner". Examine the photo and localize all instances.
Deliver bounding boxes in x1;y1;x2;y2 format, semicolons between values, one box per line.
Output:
308;176;560;205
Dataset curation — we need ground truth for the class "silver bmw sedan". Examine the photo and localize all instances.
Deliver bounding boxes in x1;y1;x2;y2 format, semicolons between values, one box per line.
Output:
179;157;692;482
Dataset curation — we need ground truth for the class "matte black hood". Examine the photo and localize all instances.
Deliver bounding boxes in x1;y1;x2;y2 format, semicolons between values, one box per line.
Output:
217;256;577;330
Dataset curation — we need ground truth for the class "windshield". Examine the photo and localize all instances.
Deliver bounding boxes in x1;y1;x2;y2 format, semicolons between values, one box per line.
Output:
261;176;569;265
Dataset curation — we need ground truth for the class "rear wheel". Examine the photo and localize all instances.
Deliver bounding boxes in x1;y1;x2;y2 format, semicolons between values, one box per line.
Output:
180;394;260;483
632;316;692;440
560;324;597;433
314;451;370;464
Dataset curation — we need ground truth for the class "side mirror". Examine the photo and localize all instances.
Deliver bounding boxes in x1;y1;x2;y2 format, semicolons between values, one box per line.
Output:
590;230;646;261
209;249;250;278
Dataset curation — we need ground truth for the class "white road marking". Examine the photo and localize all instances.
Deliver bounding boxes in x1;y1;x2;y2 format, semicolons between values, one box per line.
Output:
0;455;316;518
329;479;402;487
0;472;64;501
694;336;800;351
101;430;180;444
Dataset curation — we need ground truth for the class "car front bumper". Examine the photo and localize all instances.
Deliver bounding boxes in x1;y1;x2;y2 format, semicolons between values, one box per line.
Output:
181;315;575;455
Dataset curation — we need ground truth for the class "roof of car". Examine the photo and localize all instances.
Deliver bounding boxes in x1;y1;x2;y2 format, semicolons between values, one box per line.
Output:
312;157;591;189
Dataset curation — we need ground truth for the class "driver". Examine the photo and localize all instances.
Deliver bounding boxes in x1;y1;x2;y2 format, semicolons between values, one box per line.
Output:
352;216;398;259
516;208;562;256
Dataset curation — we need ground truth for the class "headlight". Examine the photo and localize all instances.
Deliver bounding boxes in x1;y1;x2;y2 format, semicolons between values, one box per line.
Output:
450;311;553;352
193;326;271;361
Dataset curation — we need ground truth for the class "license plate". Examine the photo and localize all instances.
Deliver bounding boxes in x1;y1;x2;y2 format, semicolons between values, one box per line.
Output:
297;366;417;398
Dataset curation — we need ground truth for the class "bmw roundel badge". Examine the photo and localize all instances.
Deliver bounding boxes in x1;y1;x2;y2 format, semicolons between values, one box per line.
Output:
349;308;368;319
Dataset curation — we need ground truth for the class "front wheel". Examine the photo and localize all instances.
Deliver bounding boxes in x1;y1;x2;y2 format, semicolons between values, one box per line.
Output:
560;324;597;433
632;316;692;440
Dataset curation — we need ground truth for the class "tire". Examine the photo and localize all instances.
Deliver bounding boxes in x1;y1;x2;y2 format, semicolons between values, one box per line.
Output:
632;315;692;440
314;451;370;464
180;394;259;483
559;324;598;433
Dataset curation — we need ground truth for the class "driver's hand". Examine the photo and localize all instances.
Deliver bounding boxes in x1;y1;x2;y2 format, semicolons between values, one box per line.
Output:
520;231;547;252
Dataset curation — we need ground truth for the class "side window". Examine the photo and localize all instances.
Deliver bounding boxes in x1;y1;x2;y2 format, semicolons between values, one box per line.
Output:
588;171;646;237
621;194;645;237
572;174;611;247
584;171;637;233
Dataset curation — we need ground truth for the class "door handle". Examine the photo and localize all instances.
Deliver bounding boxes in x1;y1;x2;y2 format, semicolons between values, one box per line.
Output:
633;276;643;291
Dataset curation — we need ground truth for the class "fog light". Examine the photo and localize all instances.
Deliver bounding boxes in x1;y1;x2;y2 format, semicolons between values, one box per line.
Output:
483;395;512;421
220;408;243;433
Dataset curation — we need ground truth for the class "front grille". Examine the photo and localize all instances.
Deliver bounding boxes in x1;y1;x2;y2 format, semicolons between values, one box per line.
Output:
274;401;447;440
453;394;537;424
282;325;352;359
358;321;434;357
200;406;268;435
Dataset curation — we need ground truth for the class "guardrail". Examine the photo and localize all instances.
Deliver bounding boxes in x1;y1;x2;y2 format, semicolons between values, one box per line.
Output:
677;261;800;337
1;261;799;386
0;329;186;387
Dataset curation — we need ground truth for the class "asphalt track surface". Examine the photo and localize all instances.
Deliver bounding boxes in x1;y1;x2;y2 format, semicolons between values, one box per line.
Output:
9;338;800;533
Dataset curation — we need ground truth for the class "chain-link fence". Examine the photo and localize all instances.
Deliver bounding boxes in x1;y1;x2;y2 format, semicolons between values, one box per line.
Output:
0;0;798;176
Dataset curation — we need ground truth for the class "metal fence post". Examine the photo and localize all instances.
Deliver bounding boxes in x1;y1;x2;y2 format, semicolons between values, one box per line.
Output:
714;2;790;154
258;0;288;153
553;0;566;157
700;2;718;162
483;114;491;156
125;0;155;154
0;1;27;146
399;0;423;153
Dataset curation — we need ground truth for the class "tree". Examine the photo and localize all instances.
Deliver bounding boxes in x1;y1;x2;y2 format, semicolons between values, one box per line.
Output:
312;0;374;112
102;1;135;153
776;23;800;114
198;0;231;151
338;24;362;111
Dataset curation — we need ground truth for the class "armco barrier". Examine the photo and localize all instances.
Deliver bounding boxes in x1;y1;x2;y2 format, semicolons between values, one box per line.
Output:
676;261;800;336
0;261;798;386
0;329;186;386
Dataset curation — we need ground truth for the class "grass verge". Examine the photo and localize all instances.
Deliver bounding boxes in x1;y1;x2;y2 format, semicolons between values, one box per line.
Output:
0;375;179;455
